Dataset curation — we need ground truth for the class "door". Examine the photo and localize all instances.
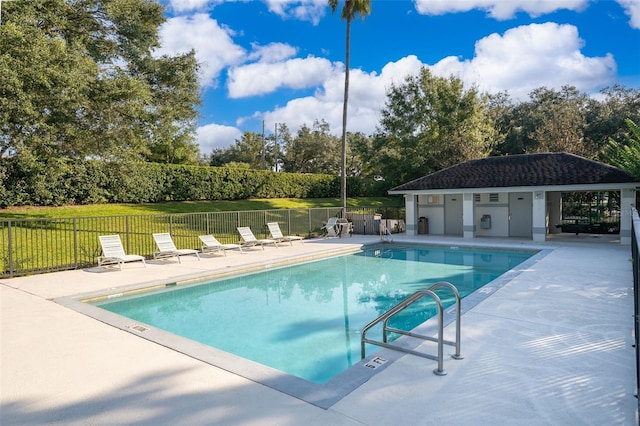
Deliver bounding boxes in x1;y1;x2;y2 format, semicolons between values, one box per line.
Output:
509;192;532;238
444;194;463;236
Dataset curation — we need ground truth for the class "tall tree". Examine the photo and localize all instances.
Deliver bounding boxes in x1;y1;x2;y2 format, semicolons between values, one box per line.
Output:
587;85;640;158
490;84;640;158
0;0;201;163
210;131;269;169
605;119;640;181
328;0;371;217
374;67;497;186
282;119;340;173
522;86;589;155
487;91;520;156
345;131;373;177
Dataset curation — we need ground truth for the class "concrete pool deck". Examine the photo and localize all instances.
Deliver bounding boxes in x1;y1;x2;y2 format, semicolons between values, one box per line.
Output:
1;234;637;425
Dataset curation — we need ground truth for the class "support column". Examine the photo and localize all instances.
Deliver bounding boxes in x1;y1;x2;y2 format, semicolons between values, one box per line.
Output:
405;194;418;236
547;192;562;234
532;191;547;242
463;193;475;239
620;187;635;245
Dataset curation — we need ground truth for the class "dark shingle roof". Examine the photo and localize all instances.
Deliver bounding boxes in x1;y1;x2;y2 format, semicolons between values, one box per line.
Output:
390;153;637;192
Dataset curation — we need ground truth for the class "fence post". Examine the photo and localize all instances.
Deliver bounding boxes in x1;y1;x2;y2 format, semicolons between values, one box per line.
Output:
73;218;78;269
125;215;130;251
8;220;13;278
632;206;639;405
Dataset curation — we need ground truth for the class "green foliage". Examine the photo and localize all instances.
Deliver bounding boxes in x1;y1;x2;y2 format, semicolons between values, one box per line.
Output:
500;86;589;155
491;85;640;158
605;119;640;181
282;120;341;173
212;123;373;179
0;0;201;164
0;159;389;207
374;67;497;186
585;85;640;158
210;131;271;170
329;0;372;21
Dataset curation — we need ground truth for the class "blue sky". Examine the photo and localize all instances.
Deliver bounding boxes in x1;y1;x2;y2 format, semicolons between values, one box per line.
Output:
154;0;640;156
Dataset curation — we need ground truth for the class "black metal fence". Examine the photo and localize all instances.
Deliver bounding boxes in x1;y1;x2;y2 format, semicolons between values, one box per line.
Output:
0;206;404;278
632;205;640;407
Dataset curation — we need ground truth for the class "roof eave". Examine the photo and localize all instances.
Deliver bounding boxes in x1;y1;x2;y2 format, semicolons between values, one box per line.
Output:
388;182;640;196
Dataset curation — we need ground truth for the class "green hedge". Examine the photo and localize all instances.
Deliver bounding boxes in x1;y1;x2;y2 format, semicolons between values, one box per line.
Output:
0;158;388;207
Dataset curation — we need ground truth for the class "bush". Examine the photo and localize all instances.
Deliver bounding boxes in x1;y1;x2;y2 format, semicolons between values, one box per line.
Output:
0;158;388;206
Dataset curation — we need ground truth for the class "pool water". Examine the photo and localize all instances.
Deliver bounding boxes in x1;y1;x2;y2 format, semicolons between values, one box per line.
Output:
93;245;533;383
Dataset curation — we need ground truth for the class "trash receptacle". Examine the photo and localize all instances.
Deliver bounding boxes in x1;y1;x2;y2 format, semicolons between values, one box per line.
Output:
480;214;491;229
418;217;428;234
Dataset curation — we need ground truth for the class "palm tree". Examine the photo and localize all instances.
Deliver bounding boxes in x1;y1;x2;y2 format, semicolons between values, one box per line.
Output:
329;0;371;218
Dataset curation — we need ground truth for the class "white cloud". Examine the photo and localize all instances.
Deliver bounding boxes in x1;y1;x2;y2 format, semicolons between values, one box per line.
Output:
156;13;246;87
169;0;217;13
414;0;588;20
430;22;616;100
197;123;243;154
247;42;298;63
617;0;640;28
220;22;615;153
260;55;424;136
227;56;335;98
265;0;328;25
208;22;615;154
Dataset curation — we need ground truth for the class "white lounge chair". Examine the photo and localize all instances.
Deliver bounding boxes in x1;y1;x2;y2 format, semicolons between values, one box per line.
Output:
152;233;200;263
321;217;340;238
267;222;304;245
237;227;278;250
97;235;146;270
198;234;244;256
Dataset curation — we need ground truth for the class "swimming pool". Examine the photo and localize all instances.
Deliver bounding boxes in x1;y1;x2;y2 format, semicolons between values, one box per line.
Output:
90;244;535;385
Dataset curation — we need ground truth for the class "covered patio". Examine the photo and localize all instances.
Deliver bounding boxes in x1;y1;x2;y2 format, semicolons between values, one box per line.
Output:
389;153;639;245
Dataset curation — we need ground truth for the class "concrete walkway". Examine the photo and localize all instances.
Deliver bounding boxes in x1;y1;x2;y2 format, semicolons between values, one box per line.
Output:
1;234;637;425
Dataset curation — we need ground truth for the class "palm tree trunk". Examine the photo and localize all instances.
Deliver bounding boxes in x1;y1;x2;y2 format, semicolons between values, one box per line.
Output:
341;17;351;218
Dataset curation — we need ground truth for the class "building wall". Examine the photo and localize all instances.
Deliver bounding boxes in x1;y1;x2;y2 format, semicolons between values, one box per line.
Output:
418;193;511;236
417;195;445;235
402;184;635;245
474;192;509;237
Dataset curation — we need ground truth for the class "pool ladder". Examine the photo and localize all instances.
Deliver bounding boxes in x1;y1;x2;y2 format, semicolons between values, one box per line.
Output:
379;221;393;243
360;281;463;376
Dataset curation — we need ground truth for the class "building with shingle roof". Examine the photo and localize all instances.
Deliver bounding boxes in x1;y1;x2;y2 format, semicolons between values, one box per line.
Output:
388;153;638;244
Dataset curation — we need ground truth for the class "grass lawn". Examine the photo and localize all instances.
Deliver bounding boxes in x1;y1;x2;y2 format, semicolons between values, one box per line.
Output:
0;197;404;219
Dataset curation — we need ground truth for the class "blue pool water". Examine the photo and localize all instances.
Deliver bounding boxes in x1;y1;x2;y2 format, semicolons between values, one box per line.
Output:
93;244;533;383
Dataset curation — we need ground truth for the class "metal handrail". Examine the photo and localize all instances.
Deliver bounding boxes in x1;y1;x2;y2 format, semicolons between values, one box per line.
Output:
360;281;463;376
